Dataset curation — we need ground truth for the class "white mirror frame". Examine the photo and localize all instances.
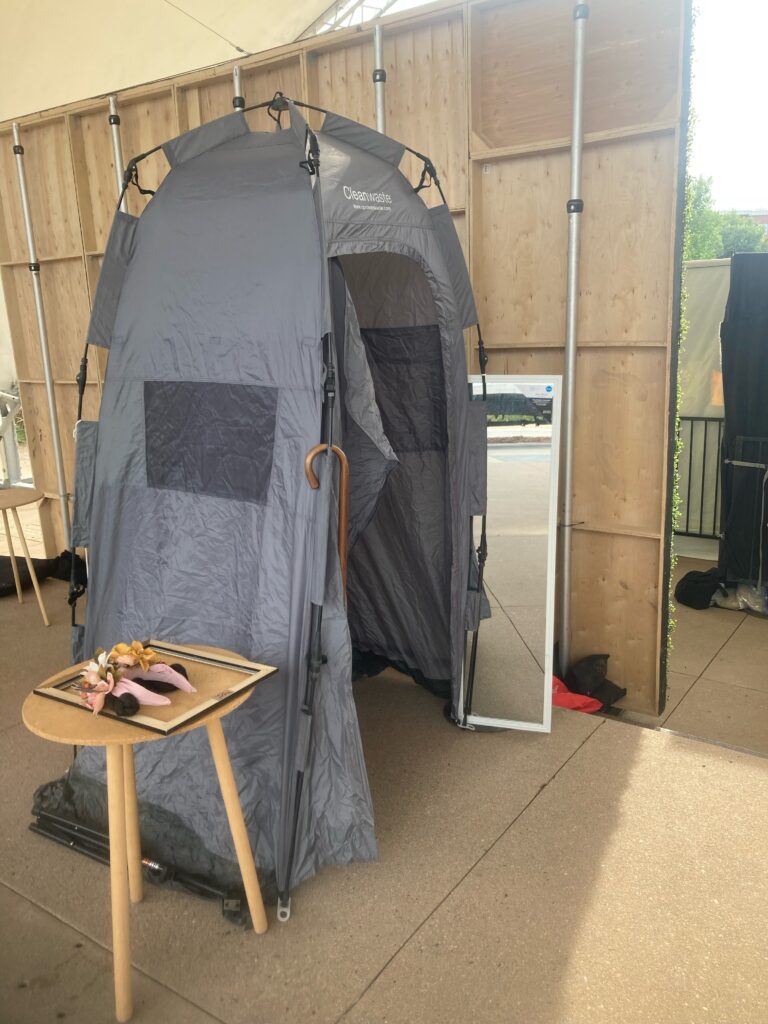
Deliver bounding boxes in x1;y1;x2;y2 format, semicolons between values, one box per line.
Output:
458;374;562;733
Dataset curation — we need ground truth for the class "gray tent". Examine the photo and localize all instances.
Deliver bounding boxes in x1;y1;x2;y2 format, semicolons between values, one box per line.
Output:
37;97;488;918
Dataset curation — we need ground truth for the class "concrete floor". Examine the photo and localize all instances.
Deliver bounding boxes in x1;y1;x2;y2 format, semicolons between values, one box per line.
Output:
617;543;768;757
2;579;768;1023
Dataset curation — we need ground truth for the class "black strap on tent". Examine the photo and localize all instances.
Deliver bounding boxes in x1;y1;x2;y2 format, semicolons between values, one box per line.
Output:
299;126;320;177
463;324;489;722
414;158;448;205
116;152;161;209
277;129;339;921
68;342;90;621
279;330;337;921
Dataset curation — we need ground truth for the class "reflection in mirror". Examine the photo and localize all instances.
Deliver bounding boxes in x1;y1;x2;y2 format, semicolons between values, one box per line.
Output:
466;376;561;730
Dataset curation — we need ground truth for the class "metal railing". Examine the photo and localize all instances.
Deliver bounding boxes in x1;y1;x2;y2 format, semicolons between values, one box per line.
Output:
676;415;723;539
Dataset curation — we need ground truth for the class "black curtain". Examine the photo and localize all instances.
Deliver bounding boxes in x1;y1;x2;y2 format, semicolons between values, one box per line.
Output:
718;253;768;582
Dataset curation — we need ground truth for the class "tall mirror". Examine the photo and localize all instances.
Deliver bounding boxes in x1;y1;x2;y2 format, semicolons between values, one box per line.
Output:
462;375;561;732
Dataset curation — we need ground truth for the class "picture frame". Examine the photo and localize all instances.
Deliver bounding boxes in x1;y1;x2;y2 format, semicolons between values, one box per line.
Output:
32;640;278;735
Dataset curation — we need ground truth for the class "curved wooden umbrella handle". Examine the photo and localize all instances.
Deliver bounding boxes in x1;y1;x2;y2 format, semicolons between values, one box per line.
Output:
304;443;350;601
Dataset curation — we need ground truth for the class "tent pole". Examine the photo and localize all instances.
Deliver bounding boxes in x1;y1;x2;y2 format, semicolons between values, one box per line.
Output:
373;24;386;133
559;4;589;677
232;66;245;112
12;123;71;549
108;97;127;213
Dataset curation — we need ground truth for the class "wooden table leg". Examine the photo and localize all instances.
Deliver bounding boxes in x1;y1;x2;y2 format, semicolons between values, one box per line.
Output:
10;506;49;626
106;744;133;1022
206;718;268;934
122;746;144;904
1;509;23;604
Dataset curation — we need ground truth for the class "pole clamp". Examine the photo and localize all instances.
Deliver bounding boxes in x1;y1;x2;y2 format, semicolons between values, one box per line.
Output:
27;262;40;273
108;113;120;126
233;96;245;110
574;4;590;19
373;69;386;83
13;144;23;155
324;364;336;402
567;199;584;214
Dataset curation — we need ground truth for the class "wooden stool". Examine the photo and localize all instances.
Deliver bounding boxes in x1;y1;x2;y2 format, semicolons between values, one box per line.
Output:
22;649;269;1023
1;486;48;626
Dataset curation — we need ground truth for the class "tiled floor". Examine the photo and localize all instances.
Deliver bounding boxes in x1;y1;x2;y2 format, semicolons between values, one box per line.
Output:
1;579;767;1023
617;547;768;756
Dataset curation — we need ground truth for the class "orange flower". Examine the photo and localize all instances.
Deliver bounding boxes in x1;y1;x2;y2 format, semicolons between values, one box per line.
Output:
109;641;157;672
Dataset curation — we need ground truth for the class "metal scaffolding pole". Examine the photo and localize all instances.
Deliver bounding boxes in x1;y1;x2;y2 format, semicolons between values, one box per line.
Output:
558;4;589;676
108;96;127;212
373;24;386;133
232;66;245;112
12;123;71;548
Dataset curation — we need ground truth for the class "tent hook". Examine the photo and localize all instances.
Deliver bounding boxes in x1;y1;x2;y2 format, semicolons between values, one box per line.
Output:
304;444;349;601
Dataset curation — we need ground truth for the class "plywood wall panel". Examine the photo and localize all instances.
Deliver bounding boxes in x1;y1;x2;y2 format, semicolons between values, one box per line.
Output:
473;132;677;350
572;347;666;535
313;42;374;129
385;16;467;210
178;58;303;133
579;133;676;344
473;152;567;348
312;19;466;209
70;104;121;253
2;258;90;381
0;119;81;261
571;531;661;709
478;346;565;377
472;0;680;151
0;130;24;263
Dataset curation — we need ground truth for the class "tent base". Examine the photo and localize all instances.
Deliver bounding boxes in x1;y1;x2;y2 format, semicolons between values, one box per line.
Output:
352;647;451;699
31;768;279;919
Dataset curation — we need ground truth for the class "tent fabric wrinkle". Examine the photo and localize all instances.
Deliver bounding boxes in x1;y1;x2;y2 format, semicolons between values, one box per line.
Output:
36;103;485;909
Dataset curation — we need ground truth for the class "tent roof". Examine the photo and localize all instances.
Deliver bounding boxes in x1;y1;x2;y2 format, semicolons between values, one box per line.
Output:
0;0;330;123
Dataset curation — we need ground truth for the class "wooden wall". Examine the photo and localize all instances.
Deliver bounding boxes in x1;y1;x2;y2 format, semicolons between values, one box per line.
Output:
0;0;689;713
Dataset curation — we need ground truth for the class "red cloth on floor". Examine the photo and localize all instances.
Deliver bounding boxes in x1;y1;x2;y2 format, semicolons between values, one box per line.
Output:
552;675;602;714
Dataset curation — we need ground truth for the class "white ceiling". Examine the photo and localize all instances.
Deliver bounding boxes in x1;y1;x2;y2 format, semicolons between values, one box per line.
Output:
0;0;330;123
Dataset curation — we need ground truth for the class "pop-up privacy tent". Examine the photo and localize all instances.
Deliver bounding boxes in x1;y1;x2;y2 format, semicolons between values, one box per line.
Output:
35;98;489;915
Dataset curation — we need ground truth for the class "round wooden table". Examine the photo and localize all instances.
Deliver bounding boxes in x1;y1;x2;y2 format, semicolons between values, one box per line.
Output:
22;654;269;1023
1;487;48;626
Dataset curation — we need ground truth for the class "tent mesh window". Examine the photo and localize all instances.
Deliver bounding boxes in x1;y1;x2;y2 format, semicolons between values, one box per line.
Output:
144;381;278;504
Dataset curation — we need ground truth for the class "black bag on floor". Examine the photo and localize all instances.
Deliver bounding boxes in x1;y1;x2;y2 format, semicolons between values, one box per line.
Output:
674;568;726;610
566;654;627;709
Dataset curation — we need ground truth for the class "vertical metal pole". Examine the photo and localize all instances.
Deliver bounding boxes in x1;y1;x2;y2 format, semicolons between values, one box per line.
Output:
108;96;127;212
232;66;245;112
558;5;589;676
12;123;71;548
373;24;386;134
